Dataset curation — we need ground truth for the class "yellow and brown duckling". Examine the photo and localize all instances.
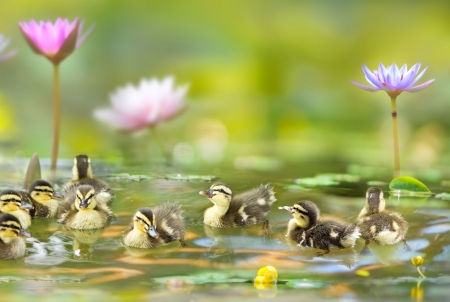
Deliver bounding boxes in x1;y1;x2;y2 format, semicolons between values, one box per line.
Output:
64;154;114;205
0;190;33;229
123;203;186;249
0;213;31;260
21;180;59;218
357;187;411;255
56;184;113;229
199;182;276;235
280;200;360;257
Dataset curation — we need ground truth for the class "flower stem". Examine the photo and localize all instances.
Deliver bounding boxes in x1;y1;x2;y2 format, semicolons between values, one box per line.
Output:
51;63;61;171
417;267;426;278
150;127;171;164
390;97;401;177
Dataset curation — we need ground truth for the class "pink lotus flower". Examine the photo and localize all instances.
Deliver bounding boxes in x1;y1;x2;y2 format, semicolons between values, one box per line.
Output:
94;77;188;132
0;35;17;62
351;63;434;98
18;18;94;65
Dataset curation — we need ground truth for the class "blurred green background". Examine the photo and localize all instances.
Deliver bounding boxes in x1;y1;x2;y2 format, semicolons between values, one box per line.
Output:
0;0;449;175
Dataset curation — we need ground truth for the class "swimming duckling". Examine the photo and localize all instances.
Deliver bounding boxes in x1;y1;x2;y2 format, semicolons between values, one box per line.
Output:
57;184;113;229
22;180;59;218
0;190;33;229
123;203;186;248
64;154;114;205
199;182;276;235
280;200;360;257
357;187;411;255
0;213;31;260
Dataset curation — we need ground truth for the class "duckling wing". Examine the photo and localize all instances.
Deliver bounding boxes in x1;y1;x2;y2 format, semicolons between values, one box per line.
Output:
231;184;277;224
153;202;185;243
304;218;359;250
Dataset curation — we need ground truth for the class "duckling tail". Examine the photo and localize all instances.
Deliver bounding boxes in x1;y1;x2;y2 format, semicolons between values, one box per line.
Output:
340;223;361;248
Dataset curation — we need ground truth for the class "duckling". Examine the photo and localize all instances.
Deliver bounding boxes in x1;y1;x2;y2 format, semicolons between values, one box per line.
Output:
199;182;276;235
279;200;360;257
57;184;113;229
0;190;33;229
357;187;411;255
64;154;114;205
123;203;186;248
22;180;59;218
0;213;31;260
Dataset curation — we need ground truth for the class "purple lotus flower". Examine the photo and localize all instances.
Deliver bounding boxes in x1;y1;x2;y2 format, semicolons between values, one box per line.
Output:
0;35;17;62
94;77;188;132
351;63;434;98
18;18;94;65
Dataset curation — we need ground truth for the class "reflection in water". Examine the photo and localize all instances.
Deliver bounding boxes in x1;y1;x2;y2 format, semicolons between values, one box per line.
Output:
64;227;105;260
25;234;71;266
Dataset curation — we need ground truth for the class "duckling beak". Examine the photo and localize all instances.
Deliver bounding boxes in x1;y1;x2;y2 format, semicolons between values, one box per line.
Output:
148;225;159;239
20;200;34;210
79;199;89;209
278;206;293;213
19;229;31;238
199;189;214;198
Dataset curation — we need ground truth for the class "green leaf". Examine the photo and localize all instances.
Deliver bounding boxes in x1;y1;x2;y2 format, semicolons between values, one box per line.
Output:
389;176;432;197
435;192;450;201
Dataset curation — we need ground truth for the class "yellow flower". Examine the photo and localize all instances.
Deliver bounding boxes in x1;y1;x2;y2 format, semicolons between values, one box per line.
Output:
254;266;278;284
411;256;424;267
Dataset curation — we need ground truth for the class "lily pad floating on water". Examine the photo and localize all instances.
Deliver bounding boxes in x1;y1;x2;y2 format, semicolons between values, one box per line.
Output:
389;176;433;197
106;173;154;182
294;177;339;187
165;174;218;182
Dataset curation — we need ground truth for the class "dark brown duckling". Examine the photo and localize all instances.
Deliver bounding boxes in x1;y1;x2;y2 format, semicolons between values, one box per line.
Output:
357;187;411;255
0;213;31;260
280;200;360;257
57;184;113;229
122;203;186;248
64;154;114;205
199;182;276;235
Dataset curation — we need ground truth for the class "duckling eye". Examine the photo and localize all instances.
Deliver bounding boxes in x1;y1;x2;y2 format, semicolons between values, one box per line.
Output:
216;189;228;195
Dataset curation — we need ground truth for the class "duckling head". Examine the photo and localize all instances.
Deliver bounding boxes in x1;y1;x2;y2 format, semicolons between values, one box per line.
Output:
74;185;97;211
289;200;320;229
0;190;33;212
73;154;93;180
133;208;159;239
29;180;55;203
365;187;385;214
199;182;232;207
0;213;31;242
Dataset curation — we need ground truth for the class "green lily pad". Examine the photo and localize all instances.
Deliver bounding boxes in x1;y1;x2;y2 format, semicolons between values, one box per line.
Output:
285;280;329;288
283;184;311;191
294;177;338;187
389;176;433;197
435;192;450;201
107;173;154;182
165;174;218;182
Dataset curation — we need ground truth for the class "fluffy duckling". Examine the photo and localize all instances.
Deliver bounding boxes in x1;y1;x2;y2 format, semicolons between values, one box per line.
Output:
199;182;276;235
280;200;360;257
357;187;411;255
57;184;113;229
0;190;33;229
0;213;31;260
64;154;114;205
123;203;186;248
22;180;59;218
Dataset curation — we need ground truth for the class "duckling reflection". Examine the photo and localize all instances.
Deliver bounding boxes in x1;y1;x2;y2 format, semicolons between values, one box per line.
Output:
66;227;105;260
199;182;276;235
357;187;411;255
64;154;115;205
0;190;33;229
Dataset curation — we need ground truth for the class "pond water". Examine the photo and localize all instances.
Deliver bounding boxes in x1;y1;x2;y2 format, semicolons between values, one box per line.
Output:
0;157;449;301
